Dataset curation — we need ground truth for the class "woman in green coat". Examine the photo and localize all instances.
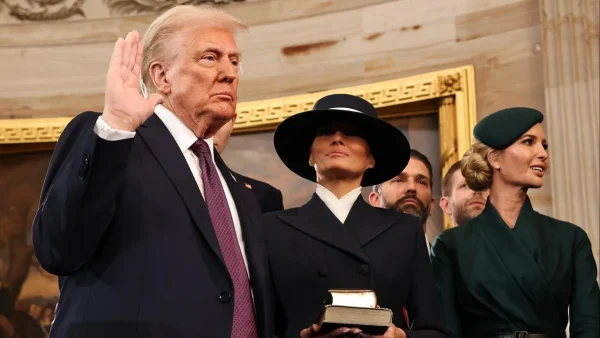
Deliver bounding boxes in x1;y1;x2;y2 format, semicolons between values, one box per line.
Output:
430;107;599;338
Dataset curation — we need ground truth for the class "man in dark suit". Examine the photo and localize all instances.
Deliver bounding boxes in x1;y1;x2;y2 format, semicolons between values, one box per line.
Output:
369;149;435;253
31;6;273;338
368;149;436;329
213;112;284;213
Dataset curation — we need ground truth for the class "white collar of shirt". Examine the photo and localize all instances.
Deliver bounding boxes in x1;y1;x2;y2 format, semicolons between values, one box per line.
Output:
315;184;362;224
154;104;215;160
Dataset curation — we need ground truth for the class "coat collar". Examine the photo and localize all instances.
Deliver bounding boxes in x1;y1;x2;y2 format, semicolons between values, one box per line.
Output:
475;196;563;331
482;196;537;231
344;195;400;247
278;194;399;263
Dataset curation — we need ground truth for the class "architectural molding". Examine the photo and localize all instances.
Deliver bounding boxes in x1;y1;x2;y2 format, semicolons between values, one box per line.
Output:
103;0;246;16
0;0;247;21
1;0;85;21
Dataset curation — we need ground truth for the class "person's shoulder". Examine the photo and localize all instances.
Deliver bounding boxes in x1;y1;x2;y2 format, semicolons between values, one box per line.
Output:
536;212;590;242
433;216;479;248
446;216;479;236
262;207;298;223
384;207;420;225
537;212;577;229
240;174;281;193
370;206;422;233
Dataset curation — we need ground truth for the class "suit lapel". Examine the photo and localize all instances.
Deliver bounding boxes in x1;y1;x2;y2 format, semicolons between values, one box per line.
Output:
137;114;225;266
278;194;369;263
344;197;398;247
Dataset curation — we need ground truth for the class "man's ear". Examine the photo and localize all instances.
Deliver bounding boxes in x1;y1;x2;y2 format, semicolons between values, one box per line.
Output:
149;61;170;95
364;152;375;170
428;198;435;216
439;196;451;216
368;191;380;208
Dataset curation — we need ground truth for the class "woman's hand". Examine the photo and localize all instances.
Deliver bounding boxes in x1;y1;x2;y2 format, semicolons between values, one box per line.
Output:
363;324;407;338
299;323;364;338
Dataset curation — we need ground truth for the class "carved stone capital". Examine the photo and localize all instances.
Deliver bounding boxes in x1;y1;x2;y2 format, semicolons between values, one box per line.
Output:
0;0;247;21
104;0;247;16
1;0;85;21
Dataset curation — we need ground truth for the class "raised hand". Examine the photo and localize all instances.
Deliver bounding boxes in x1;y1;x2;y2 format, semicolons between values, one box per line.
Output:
102;31;163;132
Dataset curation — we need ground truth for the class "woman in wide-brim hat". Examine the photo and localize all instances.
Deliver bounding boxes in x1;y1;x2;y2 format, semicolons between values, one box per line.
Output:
264;94;447;338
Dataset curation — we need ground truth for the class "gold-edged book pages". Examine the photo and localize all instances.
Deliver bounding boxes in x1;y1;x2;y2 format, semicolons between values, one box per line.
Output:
318;289;392;335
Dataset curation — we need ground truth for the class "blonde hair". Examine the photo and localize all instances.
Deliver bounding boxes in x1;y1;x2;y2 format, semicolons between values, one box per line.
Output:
460;139;495;191
141;5;248;93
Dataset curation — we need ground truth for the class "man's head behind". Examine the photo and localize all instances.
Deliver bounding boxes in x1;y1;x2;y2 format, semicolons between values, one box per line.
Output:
141;6;248;137
213;113;237;154
440;160;489;227
369;149;434;227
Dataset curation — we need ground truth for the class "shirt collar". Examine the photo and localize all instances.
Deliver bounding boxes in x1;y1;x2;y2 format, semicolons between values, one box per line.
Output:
315;184;362;224
154;104;215;160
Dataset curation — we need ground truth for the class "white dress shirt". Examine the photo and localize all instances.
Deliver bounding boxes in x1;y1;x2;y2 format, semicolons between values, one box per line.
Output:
315;184;362;224
93;105;250;277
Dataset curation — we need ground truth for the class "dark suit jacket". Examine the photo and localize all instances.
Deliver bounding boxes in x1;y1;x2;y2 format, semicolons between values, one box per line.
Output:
31;112;274;338
231;172;284;213
264;194;447;338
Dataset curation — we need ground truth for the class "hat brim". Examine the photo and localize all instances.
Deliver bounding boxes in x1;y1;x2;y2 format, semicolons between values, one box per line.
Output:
273;109;410;186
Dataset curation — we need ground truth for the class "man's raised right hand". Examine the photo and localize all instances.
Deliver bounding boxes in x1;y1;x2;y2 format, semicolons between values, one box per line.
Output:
102;31;163;132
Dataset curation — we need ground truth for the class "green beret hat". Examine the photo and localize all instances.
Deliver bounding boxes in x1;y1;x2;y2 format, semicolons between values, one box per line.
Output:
474;107;544;149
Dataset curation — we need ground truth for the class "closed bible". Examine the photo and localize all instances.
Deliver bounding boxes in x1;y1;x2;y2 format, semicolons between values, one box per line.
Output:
317;289;392;335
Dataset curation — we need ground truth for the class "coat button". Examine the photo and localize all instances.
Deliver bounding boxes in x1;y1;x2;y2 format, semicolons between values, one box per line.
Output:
219;291;231;303
317;267;329;277
358;264;369;275
84;154;90;165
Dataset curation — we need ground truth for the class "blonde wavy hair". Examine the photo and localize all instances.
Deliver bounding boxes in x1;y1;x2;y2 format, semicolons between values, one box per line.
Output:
460;139;497;191
141;5;248;94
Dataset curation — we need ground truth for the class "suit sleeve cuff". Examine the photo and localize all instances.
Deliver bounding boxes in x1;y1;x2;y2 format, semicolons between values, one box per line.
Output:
94;116;136;141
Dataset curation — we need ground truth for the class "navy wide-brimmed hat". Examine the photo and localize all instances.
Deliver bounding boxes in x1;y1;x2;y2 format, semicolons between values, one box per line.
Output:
273;94;411;186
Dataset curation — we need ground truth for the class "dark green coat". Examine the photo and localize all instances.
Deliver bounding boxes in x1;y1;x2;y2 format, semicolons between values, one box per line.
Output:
431;197;599;338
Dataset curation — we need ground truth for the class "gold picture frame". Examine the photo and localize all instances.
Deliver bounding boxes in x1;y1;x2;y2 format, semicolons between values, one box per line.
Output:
0;65;477;229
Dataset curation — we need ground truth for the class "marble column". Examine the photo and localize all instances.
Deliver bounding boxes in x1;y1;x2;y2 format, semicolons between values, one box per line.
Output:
539;0;599;278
